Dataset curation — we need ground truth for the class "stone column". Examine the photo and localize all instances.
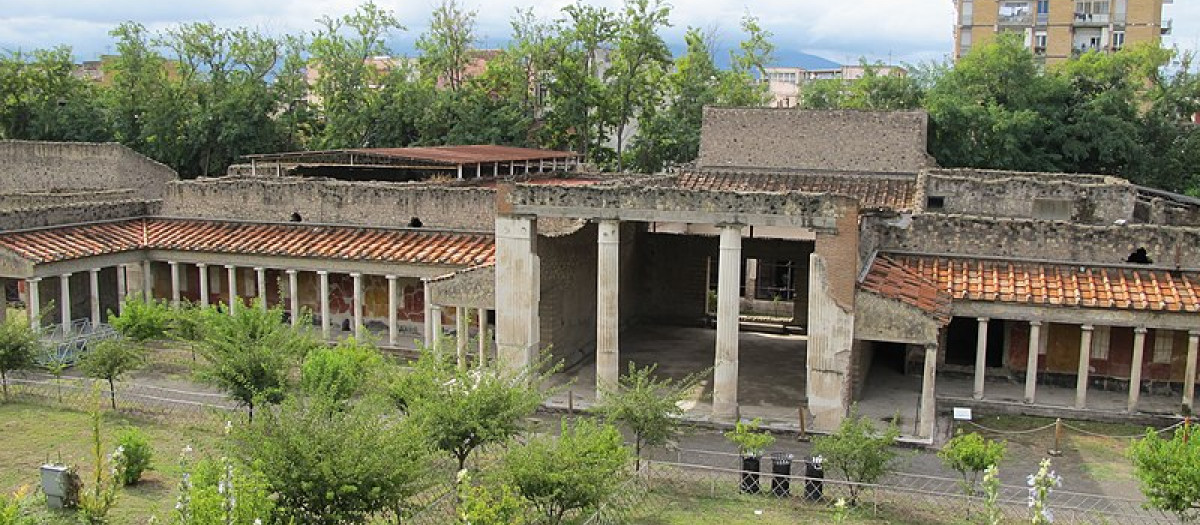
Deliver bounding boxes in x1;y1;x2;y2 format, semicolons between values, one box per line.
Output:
141;260;153;301
255;267;267;310
225;265;238;313
26;278;41;330
712;224;742;421
169;261;181;307
59;273;71;325
88;269;100;325
351;273;363;339
197;264;209;307
456;307;469;370
386;275;398;347
318;271;331;340
422;278;434;348
1024;321;1042;404
456;164;463;179
286;270;299;327
431;306;443;350
973;317;989;400
0;278;6;325
495;216;540;375
920;343;939;439
1129;327;1148;412
743;258;758;300
508;162;515;176
1185;331;1200;414
477;308;488;366
116;266;127;314
1075;324;1094;409
493;162;499;177
596;219;620;400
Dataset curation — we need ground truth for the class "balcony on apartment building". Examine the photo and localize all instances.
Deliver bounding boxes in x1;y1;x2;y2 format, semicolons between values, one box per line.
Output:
1073;11;1111;26
998;9;1034;25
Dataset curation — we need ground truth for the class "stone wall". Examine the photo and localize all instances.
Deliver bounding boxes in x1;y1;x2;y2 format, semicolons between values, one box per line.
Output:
873;214;1200;268
163;178;495;230
923;169;1137;223
0;189;139;211
696;108;931;173
0;141;177;199
538;223;598;366
0;200;161;231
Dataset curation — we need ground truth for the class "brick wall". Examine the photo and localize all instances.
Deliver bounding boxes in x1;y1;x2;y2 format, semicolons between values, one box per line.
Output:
923;169;1137;223
0;141;177;199
696;108;931;173
163;178;495;231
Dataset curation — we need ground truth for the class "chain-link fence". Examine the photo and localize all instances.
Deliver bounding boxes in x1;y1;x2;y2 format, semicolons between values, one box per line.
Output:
4;375;239;426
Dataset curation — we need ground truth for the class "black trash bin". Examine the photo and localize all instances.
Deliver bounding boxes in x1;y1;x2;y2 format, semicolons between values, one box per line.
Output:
804;456;824;501
770;453;793;497
739;456;761;494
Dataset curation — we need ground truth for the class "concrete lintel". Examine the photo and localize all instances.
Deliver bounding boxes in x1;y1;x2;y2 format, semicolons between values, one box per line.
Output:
141;250;459;278
951;301;1200;331
510;204;837;231
33;251;146;279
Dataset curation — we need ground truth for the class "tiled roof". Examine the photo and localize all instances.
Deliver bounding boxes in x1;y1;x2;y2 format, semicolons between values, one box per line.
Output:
673;171;917;210
0;219;495;266
245;145;578;165
861;255;952;324
883;254;1200;314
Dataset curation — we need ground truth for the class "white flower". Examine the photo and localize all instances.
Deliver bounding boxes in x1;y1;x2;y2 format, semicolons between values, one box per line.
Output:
254;520;262;525
224;420;233;435
182;445;193;454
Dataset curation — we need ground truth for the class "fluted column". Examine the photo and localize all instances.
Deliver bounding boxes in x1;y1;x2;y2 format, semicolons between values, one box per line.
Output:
477;308;488;366
456;308;469;370
712;224;742;421
920;343;938;439
197;263;209;307
116;266;127;314
59;273;71;325
973;317;989;400
225;265;237;313
255;267;267;310
169;262;181;307
1024;321;1043;404
422;278;434;348
351;273;363;339
1185;331;1200;414
596;219;620;399
386;275;398;346
1075;325;1094;409
26;278;41;330
1129;327;1147;412
431;305;443;350
286;270;299;327
318;271;330;340
88;269;100;325
141;260;153;302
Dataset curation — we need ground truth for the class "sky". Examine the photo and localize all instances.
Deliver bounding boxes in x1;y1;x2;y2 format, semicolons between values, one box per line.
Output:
0;0;1197;68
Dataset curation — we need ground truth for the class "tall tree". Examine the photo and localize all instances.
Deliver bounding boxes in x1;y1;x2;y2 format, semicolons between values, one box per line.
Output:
416;0;477;92
605;0;672;172
105;22;168;152
0;47;108;142
544;1;617;163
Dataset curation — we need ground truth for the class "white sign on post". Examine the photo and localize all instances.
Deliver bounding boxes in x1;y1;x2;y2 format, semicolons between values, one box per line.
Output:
952;407;973;421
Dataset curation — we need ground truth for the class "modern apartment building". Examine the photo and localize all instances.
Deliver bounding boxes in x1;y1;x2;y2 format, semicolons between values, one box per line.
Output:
762;65;905;108
953;0;1170;63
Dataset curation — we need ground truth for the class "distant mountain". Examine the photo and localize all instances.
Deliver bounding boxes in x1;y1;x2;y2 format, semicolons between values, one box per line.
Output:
768;49;841;70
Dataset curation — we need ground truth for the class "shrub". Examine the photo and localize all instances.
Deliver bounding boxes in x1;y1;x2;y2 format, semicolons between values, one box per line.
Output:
938;430;1006;495
724;418;775;457
78;339;145;410
812;406;900;505
109;297;171;342
503;418;631;525
114;428;152;486
1130;424;1200;522
0;319;39;401
0;485;36;525
595;363;706;470
78;396;119;523
457;472;530;525
176;454;276;525
300;337;384;403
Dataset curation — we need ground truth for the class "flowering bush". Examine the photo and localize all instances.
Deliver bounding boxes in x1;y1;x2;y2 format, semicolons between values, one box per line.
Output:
1027;459;1062;524
115;428;152;485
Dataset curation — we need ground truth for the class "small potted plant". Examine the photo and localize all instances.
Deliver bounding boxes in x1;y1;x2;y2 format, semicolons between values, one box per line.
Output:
725;418;775;493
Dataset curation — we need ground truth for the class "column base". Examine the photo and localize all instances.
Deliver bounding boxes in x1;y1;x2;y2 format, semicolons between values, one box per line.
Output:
972;393;983;401
711;402;739;423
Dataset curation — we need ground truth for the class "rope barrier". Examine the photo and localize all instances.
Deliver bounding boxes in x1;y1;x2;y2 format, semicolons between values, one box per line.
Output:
1059;420;1185;440
962;417;1186;440
960;420;1058;435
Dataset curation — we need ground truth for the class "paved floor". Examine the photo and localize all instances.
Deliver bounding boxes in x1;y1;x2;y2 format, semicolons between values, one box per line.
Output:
936;373;1183;415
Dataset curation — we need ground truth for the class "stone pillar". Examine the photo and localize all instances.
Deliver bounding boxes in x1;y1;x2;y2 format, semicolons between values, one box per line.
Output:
318;271;331;340
743;258;758;300
286;270;299;327
1024;321;1042;404
422;278;435;348
59;273;71;325
457;164;463;179
431;306;443;350
477;308;488;366
596;219;620;400
1075;324;1094;409
476;163;482;178
142;260;153;302
225;265;238;313
116;266;127;314
88;269;100;325
351;273;363;339
1185;331;1200;414
495;216;540;375
493;162;499;177
197;264;209;307
255;267;267;310
0;278;6;325
456;307;469;370
973;317;989;400
386;275;398;347
509;162;515;176
920;343;938;439
169;262;181;307
26;278;41;330
1129;327;1148;412
712;224;742;421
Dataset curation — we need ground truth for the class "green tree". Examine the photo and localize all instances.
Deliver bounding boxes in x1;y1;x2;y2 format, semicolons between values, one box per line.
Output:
503;418;631;525
104;22;169;152
938;430;1006;495
391;348;548;472
0;319;39;401
109;297;172;342
79;339;145;410
605;0;672;172
230;396;433;524
457;472;531;525
724;418;775;457
812;406;901;505
195;303;318;421
0;47;109;142
300;336;385;404
543;1;617;162
1130;424;1200;522
417;0;477;92
595;362;703;470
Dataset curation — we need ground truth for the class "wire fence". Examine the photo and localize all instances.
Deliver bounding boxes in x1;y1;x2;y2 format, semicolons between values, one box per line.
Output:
3;374;240;426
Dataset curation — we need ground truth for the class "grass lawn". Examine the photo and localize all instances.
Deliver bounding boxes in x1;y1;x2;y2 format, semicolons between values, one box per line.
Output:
0;401;222;524
625;487;946;525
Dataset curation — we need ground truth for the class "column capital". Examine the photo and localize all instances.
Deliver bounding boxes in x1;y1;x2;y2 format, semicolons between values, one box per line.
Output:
385;274;398;281
285;269;298;275
1190;330;1200;337
317;270;329;276
60;273;72;278
89;268;100;275
1135;327;1148;334
26;277;41;283
1081;324;1095;332
168;261;179;267
976;317;989;323
254;267;265;272
196;262;208;268
1029;320;1043;327
716;222;744;230
225;264;236;270
350;272;362;278
925;343;939;352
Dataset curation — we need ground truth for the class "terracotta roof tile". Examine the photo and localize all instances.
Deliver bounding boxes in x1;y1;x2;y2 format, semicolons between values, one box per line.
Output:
672;170;917;210
0;219;494;267
883;254;1200;314
861;255;953;324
